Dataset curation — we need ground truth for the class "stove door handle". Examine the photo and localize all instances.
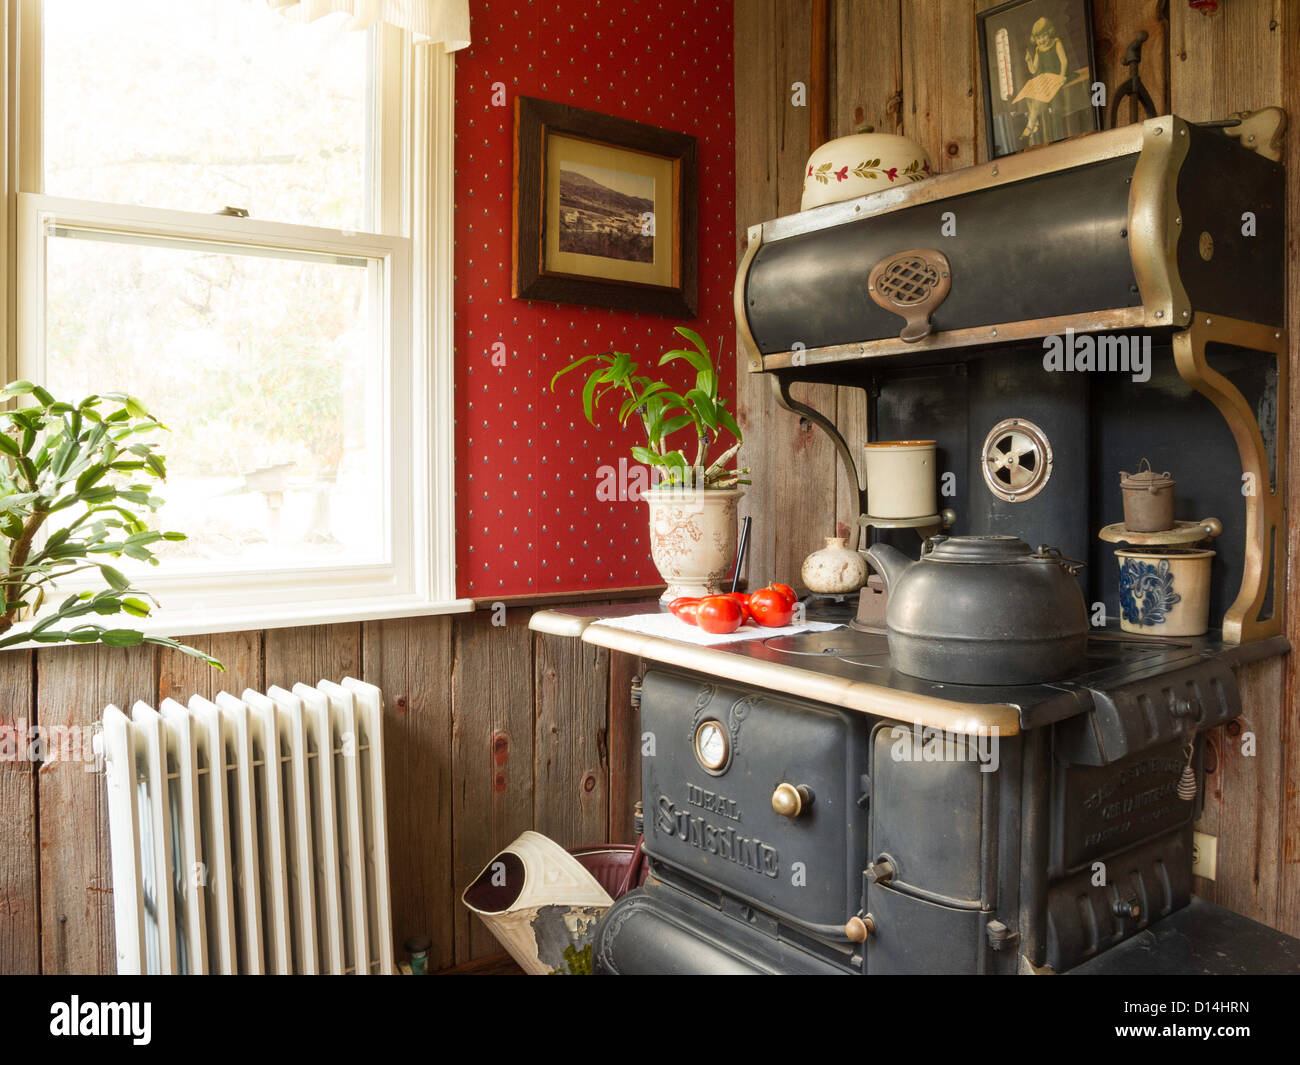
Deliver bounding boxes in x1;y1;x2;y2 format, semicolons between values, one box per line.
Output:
771;782;814;818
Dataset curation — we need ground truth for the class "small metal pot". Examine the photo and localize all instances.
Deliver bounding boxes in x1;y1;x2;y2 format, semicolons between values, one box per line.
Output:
1120;459;1175;533
865;535;1089;685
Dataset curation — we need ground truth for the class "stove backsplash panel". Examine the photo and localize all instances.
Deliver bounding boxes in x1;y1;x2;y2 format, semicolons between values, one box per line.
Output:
870;342;1259;632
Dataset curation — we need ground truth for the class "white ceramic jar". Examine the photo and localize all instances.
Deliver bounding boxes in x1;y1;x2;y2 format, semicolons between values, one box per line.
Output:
801;536;868;594
863;440;937;519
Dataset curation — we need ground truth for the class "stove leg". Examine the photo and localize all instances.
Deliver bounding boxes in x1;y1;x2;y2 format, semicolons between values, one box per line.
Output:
1017;727;1050;970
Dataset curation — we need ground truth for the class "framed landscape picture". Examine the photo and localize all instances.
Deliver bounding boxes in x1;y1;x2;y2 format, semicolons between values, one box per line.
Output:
977;0;1101;159
513;96;698;317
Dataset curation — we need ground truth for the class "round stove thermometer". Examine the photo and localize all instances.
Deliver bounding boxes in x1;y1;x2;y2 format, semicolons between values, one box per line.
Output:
694;720;730;772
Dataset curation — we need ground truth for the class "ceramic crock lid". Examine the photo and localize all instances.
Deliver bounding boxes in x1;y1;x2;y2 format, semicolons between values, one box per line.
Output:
1120;458;1175;490
922;535;1035;563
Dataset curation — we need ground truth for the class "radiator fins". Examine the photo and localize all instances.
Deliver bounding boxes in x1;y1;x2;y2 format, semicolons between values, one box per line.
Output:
101;678;394;975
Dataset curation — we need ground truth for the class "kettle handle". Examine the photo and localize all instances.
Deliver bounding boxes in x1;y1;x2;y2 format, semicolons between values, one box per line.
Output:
1035;544;1086;576
922;535;949;556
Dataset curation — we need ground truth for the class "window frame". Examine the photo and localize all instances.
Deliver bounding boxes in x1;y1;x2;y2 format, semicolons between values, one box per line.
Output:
2;0;470;637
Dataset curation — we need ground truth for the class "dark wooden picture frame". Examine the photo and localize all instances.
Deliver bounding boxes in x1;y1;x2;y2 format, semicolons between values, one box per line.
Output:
513;96;698;317
977;0;1102;160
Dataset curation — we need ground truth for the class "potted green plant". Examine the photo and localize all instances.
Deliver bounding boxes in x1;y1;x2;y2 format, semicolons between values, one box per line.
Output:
0;380;221;666
550;327;749;604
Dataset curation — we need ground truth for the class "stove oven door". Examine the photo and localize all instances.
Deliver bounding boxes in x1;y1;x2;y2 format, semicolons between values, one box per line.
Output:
639;669;871;945
865;720;1004;974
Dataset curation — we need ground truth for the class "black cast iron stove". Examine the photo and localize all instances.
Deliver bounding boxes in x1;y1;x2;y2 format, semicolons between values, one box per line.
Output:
539;114;1298;975
578;609;1284;974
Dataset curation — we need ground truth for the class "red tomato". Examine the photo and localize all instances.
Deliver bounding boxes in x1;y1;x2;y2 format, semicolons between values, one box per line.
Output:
669;597;700;625
767;583;799;607
749;587;795;627
695;595;744;634
723;592;753;622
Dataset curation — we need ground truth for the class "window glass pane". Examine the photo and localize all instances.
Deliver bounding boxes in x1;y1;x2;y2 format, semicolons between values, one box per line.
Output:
43;0;372;230
43;228;388;574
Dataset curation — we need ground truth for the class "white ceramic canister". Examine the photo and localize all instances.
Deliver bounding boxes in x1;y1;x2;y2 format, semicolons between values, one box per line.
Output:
863;440;937;519
1116;547;1215;637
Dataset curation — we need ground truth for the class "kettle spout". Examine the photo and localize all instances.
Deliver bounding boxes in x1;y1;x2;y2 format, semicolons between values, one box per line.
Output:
864;543;913;595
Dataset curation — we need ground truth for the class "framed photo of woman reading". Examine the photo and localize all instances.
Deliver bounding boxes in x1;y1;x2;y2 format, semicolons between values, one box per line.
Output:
977;0;1102;159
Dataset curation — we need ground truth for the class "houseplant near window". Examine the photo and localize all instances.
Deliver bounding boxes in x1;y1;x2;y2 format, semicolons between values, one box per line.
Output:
551;327;748;604
0;380;221;666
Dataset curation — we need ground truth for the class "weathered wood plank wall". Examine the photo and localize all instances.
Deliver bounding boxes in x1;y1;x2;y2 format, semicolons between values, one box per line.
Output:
0;610;642;973
734;0;1298;935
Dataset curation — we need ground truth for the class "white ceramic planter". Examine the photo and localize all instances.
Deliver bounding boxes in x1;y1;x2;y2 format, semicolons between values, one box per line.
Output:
801;132;934;211
863;440;937;519
645;487;743;605
1116;548;1215;637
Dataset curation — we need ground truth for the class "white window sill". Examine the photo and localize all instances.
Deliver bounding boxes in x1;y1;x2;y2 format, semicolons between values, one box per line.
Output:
1;594;476;649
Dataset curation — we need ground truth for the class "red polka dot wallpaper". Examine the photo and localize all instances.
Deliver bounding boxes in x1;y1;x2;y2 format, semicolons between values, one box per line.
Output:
453;0;736;598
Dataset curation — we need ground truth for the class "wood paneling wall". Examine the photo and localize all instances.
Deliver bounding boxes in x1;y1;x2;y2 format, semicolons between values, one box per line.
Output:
0;610;642;974
734;0;1299;935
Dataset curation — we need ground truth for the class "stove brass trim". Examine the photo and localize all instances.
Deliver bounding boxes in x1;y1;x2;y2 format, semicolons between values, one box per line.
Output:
734;224;764;372
1128;115;1192;328
757;308;1148;370
579;623;1023;736
1171;315;1288;644
1223;106;1288;162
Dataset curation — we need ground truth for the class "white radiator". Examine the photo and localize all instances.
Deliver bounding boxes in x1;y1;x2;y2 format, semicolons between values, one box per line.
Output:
100;678;394;975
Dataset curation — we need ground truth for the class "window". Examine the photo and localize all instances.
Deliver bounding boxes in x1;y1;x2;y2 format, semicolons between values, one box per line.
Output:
9;0;467;632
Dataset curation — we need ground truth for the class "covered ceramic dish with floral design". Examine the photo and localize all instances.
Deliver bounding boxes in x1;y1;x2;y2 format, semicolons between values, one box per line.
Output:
801;132;933;211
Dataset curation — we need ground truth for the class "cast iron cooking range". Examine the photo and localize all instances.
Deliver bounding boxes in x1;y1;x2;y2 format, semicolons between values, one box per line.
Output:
591;612;1287;974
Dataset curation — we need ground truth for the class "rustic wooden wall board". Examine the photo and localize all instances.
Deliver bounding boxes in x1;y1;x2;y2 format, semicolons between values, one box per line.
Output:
1092;0;1171;125
362;615;456;970
533;630;610;847
264;623;362;694
1275;0;1300;940
833;0;903;139
449;606;536;963
37;644;155;974
902;0;978;170
0;650;38;973
734;0;842;587
156;632;263;707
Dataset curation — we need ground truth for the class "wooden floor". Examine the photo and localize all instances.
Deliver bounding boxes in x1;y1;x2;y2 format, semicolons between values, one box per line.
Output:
438;952;524;975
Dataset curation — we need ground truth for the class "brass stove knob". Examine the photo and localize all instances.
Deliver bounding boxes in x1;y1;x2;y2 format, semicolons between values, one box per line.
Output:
771;783;813;818
845;913;876;942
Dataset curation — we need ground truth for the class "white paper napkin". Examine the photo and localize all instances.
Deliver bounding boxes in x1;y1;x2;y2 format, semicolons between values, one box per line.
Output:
593;611;841;645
